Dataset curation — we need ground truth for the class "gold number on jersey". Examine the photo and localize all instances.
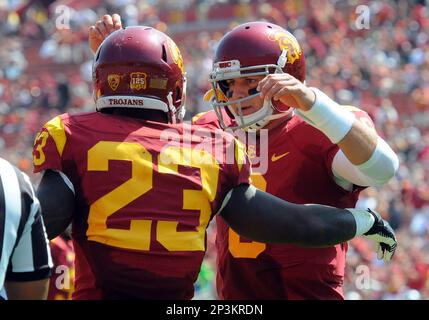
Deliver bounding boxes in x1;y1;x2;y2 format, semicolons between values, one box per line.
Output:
87;142;153;250
86;141;218;252
228;173;267;258
33;131;50;166
157;146;218;251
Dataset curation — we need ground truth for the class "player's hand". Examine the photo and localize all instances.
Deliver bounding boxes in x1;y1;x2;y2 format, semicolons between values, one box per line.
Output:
364;209;397;263
89;14;122;54
256;73;316;111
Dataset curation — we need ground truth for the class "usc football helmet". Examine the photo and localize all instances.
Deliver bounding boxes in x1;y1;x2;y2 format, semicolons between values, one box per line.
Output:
93;26;186;123
209;21;306;130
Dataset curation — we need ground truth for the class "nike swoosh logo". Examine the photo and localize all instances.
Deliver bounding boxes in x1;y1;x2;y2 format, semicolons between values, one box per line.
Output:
271;152;290;162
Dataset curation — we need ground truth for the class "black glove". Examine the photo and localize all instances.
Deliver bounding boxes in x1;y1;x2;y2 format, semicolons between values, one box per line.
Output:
364;209;397;263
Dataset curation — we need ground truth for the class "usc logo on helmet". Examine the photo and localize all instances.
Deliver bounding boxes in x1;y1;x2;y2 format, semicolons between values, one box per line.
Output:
108;74;121;91
167;38;185;75
267;31;302;64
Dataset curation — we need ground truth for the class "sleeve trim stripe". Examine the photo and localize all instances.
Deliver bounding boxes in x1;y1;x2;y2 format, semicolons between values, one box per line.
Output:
45;116;67;157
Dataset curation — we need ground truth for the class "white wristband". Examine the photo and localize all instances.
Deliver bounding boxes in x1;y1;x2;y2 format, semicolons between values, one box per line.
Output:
296;88;355;144
346;208;375;236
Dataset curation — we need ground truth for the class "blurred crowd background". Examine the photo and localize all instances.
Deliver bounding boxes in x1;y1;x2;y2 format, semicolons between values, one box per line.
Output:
1;0;428;300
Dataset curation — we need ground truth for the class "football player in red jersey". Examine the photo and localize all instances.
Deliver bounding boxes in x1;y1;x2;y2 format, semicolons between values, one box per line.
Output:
43;19;397;300
199;22;400;300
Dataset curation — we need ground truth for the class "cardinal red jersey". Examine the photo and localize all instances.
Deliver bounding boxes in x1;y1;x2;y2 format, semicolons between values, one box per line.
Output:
33;111;250;300
193;106;375;300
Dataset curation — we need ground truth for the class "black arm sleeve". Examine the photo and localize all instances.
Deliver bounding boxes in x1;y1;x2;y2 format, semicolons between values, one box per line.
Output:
36;170;75;240
219;184;357;247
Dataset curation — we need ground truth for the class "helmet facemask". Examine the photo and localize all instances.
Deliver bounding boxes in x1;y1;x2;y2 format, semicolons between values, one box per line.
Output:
209;49;292;131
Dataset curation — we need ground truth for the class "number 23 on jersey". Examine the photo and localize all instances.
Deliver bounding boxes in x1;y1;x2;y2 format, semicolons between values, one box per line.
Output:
86;141;219;252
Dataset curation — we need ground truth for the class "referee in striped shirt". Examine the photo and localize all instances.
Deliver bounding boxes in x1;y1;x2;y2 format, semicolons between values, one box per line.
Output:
0;157;52;300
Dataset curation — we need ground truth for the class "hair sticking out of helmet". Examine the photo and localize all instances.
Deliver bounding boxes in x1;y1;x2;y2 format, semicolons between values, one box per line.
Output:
208;21;305;130
92;26;186;123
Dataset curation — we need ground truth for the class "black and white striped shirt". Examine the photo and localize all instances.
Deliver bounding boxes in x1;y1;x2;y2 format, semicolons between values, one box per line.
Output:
0;158;52;299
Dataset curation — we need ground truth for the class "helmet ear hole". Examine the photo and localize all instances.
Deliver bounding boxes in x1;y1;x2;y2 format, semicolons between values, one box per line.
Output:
161;45;168;63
